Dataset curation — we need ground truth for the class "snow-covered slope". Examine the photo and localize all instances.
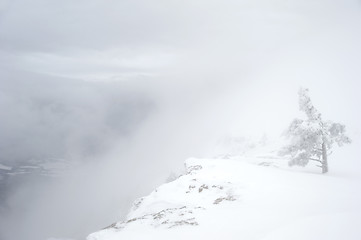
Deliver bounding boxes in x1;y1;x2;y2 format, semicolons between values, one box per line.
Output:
88;157;361;240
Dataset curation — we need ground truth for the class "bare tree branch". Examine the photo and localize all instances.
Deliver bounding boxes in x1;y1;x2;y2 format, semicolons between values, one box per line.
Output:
309;158;322;163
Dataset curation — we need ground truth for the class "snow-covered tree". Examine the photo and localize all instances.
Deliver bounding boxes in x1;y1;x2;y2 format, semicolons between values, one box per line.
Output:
280;88;351;173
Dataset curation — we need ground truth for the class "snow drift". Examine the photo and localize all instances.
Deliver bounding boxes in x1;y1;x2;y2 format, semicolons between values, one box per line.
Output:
87;157;361;240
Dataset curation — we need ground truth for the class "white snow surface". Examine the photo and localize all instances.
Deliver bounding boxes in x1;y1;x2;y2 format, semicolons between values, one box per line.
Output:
87;157;361;240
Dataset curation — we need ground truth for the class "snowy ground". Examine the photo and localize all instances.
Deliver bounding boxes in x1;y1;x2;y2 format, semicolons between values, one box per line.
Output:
87;153;361;240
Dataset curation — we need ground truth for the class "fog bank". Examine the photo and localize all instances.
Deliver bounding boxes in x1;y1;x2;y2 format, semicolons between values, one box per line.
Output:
0;0;361;239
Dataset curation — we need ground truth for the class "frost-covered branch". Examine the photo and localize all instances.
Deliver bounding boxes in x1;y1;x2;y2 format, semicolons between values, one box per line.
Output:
309;158;322;163
280;88;351;174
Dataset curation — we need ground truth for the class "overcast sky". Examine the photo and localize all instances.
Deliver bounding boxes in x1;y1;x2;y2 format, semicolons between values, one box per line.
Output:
1;0;359;82
1;0;361;240
2;0;361;130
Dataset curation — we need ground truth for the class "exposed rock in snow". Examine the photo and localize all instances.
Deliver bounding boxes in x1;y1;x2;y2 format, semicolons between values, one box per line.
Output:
87;157;361;240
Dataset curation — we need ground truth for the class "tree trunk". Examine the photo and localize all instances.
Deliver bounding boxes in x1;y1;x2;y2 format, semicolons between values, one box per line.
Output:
321;141;328;174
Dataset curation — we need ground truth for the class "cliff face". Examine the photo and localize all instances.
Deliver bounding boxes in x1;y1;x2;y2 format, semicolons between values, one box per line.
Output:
87;157;361;240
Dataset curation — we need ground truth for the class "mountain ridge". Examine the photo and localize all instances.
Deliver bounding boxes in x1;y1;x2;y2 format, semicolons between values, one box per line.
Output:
87;157;361;240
